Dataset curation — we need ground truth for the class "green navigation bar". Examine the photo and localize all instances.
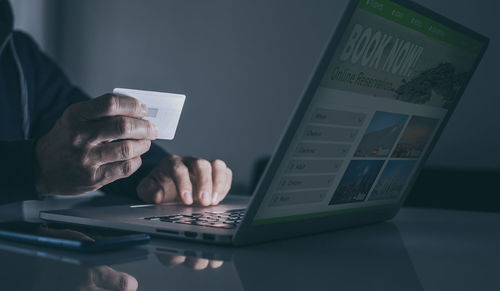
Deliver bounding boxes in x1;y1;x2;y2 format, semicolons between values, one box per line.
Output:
358;0;484;53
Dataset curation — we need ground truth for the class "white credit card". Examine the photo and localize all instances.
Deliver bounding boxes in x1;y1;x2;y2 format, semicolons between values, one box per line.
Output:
113;88;185;140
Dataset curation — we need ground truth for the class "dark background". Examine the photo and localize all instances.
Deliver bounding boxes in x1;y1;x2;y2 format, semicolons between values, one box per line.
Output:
11;0;500;210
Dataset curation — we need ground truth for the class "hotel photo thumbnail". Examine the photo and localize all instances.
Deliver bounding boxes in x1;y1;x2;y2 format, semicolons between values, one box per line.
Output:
369;160;417;201
354;111;408;157
329;160;384;205
392;116;439;158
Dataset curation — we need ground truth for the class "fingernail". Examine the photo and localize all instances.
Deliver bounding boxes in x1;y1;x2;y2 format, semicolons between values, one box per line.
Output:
201;191;211;205
141;103;148;115
152;123;159;138
183;191;193;204
212;192;219;204
155;191;163;204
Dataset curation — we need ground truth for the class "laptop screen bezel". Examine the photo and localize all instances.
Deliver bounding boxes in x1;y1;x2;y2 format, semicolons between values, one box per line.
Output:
235;0;489;243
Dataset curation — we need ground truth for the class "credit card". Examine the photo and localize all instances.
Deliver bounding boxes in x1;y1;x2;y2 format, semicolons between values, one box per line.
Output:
113;88;186;140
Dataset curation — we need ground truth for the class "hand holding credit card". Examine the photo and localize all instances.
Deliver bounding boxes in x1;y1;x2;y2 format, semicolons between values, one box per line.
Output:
113;88;186;140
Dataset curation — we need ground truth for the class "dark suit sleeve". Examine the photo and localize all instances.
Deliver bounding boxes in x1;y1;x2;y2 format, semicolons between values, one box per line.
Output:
0;139;39;202
0;32;167;203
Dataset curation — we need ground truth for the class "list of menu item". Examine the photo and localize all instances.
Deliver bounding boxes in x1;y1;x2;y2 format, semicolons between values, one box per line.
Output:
285;159;343;174
278;175;335;191
295;143;350;158
311;108;366;126
302;125;358;142
271;108;367;207
269;189;327;207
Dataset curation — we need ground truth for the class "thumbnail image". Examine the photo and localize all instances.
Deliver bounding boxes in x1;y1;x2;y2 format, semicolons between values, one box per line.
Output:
329;160;385;205
392;116;439;158
369;160;417;201
354;111;408;157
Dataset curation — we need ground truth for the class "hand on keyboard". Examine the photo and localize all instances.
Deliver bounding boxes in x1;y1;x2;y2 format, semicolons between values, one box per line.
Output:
137;155;233;207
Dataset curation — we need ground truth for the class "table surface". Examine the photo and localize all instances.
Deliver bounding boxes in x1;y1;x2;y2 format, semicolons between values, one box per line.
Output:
0;196;499;291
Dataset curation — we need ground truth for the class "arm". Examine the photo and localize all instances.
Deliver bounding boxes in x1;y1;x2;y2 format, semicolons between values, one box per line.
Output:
0;32;91;203
19;33;168;197
3;32;232;205
0;32;167;202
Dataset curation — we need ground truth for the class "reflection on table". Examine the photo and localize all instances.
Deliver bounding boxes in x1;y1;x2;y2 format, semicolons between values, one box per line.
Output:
0;207;499;290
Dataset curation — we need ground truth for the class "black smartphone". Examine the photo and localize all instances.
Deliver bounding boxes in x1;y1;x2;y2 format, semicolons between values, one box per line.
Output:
0;221;150;252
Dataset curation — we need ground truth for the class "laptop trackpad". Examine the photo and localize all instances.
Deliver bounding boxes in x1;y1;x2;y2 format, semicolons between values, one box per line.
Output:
129;195;250;214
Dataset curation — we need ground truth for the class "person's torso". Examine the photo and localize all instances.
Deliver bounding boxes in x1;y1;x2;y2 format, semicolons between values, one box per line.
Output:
0;41;23;140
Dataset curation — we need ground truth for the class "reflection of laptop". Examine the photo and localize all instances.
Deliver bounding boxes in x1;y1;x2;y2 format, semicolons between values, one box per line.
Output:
41;0;489;245
151;223;423;290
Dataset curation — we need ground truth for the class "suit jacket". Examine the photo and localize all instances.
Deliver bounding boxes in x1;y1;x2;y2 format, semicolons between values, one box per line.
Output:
0;0;167;203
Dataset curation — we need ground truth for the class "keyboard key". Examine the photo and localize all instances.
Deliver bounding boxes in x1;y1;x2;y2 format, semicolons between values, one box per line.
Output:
143;209;245;229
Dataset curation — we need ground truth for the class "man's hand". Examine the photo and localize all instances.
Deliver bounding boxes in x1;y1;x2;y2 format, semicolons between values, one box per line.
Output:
137;155;232;206
35;94;158;195
35;263;138;291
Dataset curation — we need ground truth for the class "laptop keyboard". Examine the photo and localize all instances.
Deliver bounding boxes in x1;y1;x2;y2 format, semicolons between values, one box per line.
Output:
143;209;246;229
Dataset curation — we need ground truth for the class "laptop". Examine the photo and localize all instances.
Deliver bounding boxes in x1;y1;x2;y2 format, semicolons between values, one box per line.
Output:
40;0;489;245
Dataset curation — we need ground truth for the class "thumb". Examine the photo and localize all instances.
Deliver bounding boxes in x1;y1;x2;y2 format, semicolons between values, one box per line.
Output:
137;176;162;203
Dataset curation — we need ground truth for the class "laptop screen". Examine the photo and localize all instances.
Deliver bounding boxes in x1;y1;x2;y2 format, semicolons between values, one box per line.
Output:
252;0;487;224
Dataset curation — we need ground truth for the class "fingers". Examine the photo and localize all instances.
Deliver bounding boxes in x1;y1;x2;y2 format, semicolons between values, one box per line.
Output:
72;94;147;121
137;155;232;206
96;157;142;186
91;266;138;291
88;116;158;144
184;157;232;206
211;159;228;205
137;155;193;204
185;258;224;270
184;257;224;271
185;257;209;270
37;93;156;196
137;175;176;204
184;157;213;206
155;253;187;269
167;156;194;205
163;155;194;205
155;252;223;270
217;168;233;205
137;176;162;203
90;140;151;165
209;260;224;269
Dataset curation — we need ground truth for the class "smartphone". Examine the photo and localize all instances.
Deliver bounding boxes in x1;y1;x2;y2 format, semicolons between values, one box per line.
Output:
0;221;150;252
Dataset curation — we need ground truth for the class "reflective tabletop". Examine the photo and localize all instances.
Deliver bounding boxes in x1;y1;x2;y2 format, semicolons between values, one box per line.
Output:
0;197;499;291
